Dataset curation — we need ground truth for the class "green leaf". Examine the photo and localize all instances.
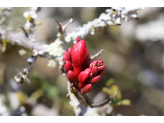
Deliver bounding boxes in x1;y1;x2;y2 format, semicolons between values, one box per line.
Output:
47;86;60;99
120;99;131;106
106;78;114;87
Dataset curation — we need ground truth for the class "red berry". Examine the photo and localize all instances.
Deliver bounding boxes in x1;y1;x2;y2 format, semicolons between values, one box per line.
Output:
67;47;72;58
78;68;91;89
62;37;106;94
81;84;92;94
72;39;88;78
91;66;98;76
75;36;80;42
67;70;76;83
90;75;101;84
64;61;73;72
98;65;106;71
62;52;70;61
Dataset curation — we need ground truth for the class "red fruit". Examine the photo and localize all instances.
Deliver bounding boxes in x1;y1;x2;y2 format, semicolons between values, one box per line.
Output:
75;36;80;42
67;70;76;83
90;75;101;84
81;84;92;94
82;50;90;71
72;39;87;78
98;65;106;71
98;59;103;63
78;71;84;85
89;61;98;69
67;47;72;58
99;70;104;75
62;37;106;94
64;61;73;72
78;68;91;88
62;52;70;61
81;68;91;83
72;40;86;67
91;66;98;76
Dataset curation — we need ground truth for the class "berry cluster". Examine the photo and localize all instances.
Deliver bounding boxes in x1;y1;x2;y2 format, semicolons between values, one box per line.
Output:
63;37;105;94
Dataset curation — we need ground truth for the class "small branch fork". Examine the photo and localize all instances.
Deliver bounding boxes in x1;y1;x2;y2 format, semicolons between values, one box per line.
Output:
82;88;119;108
67;81;119;116
11;20;107;114
55;18;73;34
14;50;38;85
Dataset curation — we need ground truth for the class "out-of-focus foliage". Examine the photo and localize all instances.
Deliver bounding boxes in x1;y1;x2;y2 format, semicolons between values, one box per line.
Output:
103;79;131;107
0;7;164;116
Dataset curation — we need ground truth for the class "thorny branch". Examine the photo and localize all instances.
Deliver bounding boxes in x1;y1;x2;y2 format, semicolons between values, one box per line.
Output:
0;7;145;116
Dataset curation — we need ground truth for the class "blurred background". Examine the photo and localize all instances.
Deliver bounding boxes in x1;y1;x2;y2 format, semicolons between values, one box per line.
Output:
0;7;164;116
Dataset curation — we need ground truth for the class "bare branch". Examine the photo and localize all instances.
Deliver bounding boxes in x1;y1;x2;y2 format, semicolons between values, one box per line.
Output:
67;81;85;116
91;49;105;60
0;27;48;52
55;18;73;34
64;7;145;42
82;88;119;108
0;7;145;116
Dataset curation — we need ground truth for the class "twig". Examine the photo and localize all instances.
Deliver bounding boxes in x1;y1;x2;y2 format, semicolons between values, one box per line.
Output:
82;94;93;104
20;26;28;38
55;18;73;34
59;61;66;73
0;26;48;52
90;49;105;60
0;7;145;116
64;8;145;42
67;81;86;116
82;88;119;108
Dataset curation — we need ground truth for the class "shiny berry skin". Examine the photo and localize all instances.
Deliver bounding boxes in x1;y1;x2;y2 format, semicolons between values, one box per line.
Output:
62;37;105;94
